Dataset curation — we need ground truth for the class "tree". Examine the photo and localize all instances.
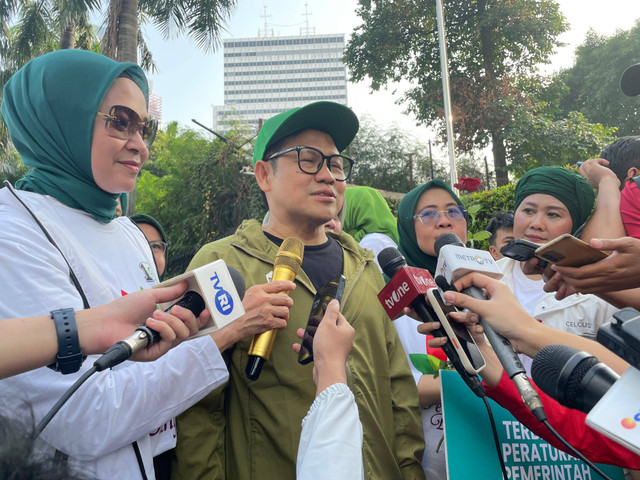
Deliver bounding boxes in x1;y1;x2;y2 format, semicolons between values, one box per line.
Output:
345;0;567;186
557;21;640;137
136;122;263;276
348;115;449;192
502;108;616;177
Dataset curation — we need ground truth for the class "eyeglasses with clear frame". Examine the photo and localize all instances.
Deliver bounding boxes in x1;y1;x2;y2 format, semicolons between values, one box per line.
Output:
413;206;467;225
96;105;158;147
149;240;168;254
266;145;354;181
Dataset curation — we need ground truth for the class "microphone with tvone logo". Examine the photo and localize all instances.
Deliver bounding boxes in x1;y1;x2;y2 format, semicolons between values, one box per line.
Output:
94;262;246;371
377;247;485;397
434;233;546;421
246;237;304;381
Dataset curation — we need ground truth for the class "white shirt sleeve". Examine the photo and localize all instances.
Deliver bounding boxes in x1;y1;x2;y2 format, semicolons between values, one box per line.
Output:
296;383;364;480
2;336;229;460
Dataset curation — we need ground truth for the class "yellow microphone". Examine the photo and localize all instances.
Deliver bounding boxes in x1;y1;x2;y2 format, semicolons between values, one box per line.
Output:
245;237;304;380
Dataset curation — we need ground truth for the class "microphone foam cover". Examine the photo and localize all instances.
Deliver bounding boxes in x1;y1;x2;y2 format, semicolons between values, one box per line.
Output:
531;344;596;409
434;233;464;257
377;247;406;278
227;265;246;300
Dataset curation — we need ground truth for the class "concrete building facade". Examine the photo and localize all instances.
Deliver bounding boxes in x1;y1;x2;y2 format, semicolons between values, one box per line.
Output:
212;33;347;131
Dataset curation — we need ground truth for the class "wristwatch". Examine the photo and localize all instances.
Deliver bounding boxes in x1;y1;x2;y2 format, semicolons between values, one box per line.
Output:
47;308;84;374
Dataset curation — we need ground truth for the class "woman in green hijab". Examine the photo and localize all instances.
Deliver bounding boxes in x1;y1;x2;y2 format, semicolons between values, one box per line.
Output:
394;178;468;480
0;49;222;479
342;186;399;271
496;166;616;375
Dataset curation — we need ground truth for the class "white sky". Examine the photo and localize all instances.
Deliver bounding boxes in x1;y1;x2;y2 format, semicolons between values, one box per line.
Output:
143;0;640;139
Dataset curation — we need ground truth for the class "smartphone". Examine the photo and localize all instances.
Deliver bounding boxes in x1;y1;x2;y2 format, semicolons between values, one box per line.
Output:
297;274;346;365
534;233;608;267
500;238;541;261
426;288;486;374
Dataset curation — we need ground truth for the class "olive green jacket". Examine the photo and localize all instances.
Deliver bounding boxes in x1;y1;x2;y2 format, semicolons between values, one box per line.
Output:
173;220;425;480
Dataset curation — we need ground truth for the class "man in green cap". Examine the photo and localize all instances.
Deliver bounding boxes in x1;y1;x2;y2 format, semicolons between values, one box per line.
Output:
173;101;425;480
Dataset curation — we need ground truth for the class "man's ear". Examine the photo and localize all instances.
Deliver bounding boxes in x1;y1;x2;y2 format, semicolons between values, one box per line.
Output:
254;160;272;194
489;245;499;261
627;167;640;181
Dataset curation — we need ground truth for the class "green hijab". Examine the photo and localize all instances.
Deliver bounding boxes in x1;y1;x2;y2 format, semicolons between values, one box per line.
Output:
130;213;168;244
514;166;595;234
343;186;399;244
2;49;149;223
397;179;465;274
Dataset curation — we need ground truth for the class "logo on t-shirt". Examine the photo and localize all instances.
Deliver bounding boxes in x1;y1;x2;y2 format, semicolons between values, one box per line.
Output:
139;262;156;282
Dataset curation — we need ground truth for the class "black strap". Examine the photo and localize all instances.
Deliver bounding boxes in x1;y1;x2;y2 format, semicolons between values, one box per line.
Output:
4;181;91;309
132;441;149;480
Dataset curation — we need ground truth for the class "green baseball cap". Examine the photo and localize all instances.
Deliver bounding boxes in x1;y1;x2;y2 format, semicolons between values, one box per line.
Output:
252;101;359;165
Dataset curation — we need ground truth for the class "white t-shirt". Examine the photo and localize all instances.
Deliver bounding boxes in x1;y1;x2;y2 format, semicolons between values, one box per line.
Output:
0;188;229;479
497;256;617;375
359;232;398;274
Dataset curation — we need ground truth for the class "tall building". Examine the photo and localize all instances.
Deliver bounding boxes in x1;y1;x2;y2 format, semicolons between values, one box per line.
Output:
148;93;163;129
212;33;348;131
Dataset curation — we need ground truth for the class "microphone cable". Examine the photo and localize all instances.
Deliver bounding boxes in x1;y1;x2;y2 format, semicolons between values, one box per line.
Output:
36;292;206;437
480;394;509;480
36;365;98;436
541;420;613;480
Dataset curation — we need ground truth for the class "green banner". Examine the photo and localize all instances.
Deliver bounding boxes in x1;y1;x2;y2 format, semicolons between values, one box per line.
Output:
440;370;624;480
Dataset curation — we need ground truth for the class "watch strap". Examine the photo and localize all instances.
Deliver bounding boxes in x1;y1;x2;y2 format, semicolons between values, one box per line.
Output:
47;308;84;374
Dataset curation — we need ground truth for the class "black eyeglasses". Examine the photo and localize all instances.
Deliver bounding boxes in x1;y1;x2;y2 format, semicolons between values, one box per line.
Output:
266;146;354;181
96;105;158;147
149;240;168;254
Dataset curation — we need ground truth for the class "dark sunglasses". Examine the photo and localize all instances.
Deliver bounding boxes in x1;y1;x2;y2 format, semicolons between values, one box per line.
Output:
96;105;158;147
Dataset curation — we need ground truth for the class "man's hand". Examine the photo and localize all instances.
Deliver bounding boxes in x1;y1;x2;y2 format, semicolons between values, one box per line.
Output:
211;280;294;352
579;158;621;190
552;237;640;294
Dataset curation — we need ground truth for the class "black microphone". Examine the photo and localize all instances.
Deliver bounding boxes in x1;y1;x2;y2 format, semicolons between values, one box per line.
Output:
94;266;246;371
378;247;486;398
531;344;620;414
434;233;546;421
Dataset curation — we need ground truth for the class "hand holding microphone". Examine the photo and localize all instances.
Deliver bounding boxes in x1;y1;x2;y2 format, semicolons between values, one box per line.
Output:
246;237;304;380
94;264;247;371
434;234;546;421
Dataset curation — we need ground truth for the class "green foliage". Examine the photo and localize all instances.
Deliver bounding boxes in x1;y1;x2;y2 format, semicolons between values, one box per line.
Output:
464;203;491;247
345;0;568;184
502;108;617;177
557;21;640;137
0;145;28;185
383;196;400;218
460;183;516;250
349;115;449;192
136;122;262;276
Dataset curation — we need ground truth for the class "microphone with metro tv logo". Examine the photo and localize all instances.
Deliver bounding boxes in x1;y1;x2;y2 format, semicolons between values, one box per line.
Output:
377;247;485;397
434;233;547;421
94;262;246;371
